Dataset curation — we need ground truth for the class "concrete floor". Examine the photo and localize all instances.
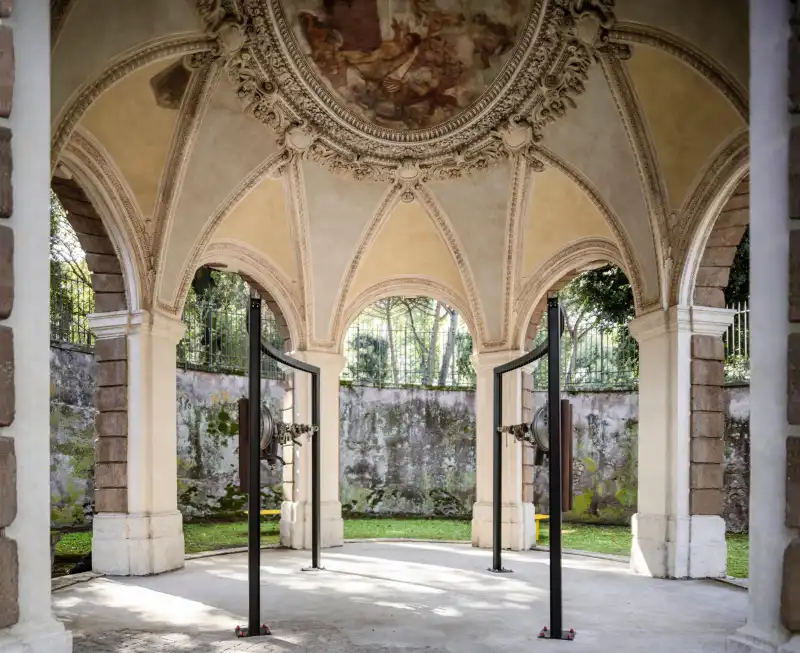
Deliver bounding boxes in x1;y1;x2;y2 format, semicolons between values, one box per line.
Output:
54;542;747;652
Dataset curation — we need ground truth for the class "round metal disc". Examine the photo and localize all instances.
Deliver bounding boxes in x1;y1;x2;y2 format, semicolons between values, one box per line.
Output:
260;407;274;451
532;404;549;452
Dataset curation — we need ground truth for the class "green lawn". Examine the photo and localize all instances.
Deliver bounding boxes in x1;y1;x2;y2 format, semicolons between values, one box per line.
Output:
53;518;749;579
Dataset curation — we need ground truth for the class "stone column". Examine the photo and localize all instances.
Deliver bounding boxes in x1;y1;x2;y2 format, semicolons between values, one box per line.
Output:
280;350;345;549
0;0;73;650
729;1;796;650
471;350;536;551
88;310;186;576
629;305;733;579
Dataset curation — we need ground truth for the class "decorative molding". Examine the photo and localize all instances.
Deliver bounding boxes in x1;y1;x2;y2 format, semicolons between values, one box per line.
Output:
152;61;225;312
50;0;76;47
324;183;404;349
513;236;628;348
51;34;216;168
62;129;151;310
600;50;669;302
192;0;627;182
609;22;748;121
198;239;306;349
671;130;749;306
533;144;647;311
335;276;476;353
413;183;489;346
285;158;314;348
502;155;533;348
168;148;292;316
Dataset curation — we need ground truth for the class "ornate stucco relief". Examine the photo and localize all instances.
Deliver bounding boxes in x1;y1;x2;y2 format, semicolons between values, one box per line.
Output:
193;0;628;182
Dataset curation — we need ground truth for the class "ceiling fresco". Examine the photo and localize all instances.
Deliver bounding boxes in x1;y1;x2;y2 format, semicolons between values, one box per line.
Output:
288;0;531;130
194;0;622;180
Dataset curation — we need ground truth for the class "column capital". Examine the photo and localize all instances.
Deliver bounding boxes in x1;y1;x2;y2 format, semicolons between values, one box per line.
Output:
629;305;737;343
290;349;346;375
129;310;185;345
470;349;526;372
87;310;132;340
88;309;186;344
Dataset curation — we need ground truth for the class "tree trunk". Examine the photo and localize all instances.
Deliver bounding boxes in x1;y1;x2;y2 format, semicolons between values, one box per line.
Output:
424;302;443;385
438;308;458;386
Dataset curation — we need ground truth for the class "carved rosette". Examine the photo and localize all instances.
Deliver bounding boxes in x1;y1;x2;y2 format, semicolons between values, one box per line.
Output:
194;0;622;181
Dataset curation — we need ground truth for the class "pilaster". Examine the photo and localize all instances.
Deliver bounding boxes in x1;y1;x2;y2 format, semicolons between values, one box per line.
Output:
280;350;345;549
471;350;536;551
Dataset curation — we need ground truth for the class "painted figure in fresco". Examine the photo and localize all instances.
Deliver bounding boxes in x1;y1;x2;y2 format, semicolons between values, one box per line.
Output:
297;0;525;129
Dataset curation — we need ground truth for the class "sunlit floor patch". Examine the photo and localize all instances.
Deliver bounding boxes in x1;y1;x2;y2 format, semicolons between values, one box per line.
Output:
56;542;746;653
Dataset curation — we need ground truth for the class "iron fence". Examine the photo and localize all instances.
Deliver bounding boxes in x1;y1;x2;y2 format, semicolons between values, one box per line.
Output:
48;267;752;390
723;301;750;383
178;297;285;379
50;267;94;350
340;324;476;389
529;323;639;391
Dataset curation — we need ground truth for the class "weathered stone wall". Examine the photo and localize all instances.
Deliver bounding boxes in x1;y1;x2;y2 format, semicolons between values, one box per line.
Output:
50;348;752;530
340;385;477;515
50;347;285;526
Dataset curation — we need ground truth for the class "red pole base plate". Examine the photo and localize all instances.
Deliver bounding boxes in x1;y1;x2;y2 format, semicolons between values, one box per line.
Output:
538;626;576;641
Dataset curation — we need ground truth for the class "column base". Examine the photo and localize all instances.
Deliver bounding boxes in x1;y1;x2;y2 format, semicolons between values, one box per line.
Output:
92;511;184;576
280;501;343;549
0;619;72;653
631;513;726;578
471;501;535;551
727;623;788;653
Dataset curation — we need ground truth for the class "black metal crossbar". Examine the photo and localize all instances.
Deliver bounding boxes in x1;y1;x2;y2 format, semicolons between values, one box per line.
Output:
491;297;574;642
240;293;322;639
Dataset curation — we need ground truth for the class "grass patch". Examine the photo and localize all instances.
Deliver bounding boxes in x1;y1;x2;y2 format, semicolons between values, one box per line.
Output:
53;519;749;579
344;519;471;541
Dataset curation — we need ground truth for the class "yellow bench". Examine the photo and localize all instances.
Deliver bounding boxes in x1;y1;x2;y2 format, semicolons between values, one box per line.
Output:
243;509;281;516
535;514;549;543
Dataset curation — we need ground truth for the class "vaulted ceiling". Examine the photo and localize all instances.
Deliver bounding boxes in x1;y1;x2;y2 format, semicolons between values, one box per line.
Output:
50;0;749;352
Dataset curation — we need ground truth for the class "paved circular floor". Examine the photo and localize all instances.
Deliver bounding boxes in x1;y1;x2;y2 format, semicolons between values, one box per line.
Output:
53;542;747;652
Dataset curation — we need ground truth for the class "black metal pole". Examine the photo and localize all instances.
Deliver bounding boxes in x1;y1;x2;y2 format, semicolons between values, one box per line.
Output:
546;295;563;638
490;368;506;572
311;370;322;569
246;292;263;637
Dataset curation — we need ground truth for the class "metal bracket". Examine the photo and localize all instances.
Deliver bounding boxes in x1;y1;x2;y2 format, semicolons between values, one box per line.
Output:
538;627;576;641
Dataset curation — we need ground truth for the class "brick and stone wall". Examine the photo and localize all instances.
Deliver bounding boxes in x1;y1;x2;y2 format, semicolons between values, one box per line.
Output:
784;4;800;634
690;335;726;516
0;0;18;627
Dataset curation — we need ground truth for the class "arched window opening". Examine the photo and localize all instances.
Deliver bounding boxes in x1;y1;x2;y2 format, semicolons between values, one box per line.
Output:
341;297;474;389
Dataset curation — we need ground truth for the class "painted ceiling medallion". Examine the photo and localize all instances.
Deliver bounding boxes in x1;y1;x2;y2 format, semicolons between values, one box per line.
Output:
195;0;625;181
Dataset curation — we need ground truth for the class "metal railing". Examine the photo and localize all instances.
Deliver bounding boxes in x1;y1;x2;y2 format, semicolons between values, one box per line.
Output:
723;301;750;383
48;268;752;389
529;324;639;391
340;324;476;389
50;267;94;350
178;297;285;380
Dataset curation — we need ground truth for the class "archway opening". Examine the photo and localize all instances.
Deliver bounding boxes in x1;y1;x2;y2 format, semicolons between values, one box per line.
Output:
339;296;477;537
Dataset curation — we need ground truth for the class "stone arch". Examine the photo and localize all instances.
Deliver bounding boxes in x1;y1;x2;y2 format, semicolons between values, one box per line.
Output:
673;133;749;307
51;175;129;312
335;276;477;355
197;241;305;352
513;237;635;351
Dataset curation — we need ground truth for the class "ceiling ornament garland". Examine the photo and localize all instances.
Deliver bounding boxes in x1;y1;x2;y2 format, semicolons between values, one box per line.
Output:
194;0;627;182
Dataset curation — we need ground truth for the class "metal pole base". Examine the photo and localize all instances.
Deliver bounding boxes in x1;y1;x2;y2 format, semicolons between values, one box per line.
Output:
235;625;271;638
538;627;576;641
487;567;513;574
301;566;325;572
